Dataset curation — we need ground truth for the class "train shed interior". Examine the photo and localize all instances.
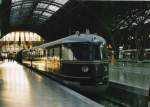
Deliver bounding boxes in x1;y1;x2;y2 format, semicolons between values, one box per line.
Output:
0;0;150;107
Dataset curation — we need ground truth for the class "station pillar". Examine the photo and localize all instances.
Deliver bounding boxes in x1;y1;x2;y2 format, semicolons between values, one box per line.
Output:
111;51;116;65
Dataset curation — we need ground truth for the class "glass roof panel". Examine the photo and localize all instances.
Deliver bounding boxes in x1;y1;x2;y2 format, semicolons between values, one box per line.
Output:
42;12;52;17
40;15;49;19
54;0;69;5
12;0;22;3
37;3;48;9
10;0;69;26
23;0;34;3
22;3;33;8
47;5;59;12
33;10;42;15
39;17;48;21
12;5;21;9
11;2;22;6
144;18;150;24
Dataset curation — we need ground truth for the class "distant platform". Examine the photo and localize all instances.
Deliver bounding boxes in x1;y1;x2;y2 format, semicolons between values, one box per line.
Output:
117;59;150;63
110;62;150;91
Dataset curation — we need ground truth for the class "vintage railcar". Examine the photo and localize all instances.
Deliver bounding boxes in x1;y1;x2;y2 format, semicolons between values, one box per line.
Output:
18;32;109;85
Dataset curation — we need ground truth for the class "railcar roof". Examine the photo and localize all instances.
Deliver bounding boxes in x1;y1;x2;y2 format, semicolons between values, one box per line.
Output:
32;33;106;50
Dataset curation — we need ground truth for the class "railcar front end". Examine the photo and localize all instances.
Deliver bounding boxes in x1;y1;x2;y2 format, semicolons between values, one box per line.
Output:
59;42;109;85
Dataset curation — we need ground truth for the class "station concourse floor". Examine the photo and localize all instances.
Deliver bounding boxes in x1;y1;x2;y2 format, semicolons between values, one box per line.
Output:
0;60;102;107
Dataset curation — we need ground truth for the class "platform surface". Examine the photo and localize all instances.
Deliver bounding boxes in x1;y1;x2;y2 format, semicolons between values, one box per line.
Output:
0;60;102;107
110;62;150;90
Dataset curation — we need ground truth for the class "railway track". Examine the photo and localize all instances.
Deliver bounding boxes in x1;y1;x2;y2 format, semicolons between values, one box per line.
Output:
66;82;147;107
63;83;129;107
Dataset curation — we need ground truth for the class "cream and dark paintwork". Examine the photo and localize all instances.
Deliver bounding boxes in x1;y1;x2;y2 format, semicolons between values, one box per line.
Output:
60;60;109;84
19;33;109;85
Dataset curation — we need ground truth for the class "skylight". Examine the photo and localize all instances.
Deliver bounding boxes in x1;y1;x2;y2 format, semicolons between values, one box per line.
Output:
37;3;48;9
55;0;69;5
33;10;42;15
144;18;150;24
11;5;21;9
43;12;52;17
22;3;33;8
10;0;69;26
47;5;59;12
11;0;22;3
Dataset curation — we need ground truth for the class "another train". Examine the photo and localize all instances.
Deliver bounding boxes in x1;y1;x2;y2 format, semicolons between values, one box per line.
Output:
16;32;109;85
122;48;150;60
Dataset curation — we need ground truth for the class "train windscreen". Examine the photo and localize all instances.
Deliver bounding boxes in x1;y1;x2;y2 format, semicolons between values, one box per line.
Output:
100;44;108;60
62;43;106;61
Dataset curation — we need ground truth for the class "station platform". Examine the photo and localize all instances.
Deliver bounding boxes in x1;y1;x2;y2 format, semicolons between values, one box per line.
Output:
109;62;150;91
108;62;149;106
0;60;102;107
117;59;150;63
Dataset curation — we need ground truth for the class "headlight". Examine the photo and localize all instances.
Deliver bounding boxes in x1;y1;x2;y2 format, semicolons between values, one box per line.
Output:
81;66;89;73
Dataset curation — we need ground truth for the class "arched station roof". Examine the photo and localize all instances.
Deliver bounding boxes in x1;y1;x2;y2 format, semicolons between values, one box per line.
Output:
10;0;69;27
0;0;70;36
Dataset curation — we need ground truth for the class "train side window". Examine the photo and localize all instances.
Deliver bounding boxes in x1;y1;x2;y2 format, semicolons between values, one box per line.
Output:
39;49;44;57
62;45;74;60
47;48;54;57
39;50;41;57
51;48;54;56
38;50;40;57
37;50;39;57
44;49;46;57
92;45;101;60
47;49;50;56
35;50;37;57
54;46;60;57
100;44;108;60
39;50;42;57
